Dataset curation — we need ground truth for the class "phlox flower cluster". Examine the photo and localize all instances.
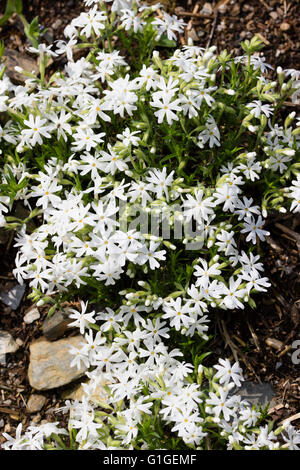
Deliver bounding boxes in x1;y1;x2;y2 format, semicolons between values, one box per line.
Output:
3;301;300;450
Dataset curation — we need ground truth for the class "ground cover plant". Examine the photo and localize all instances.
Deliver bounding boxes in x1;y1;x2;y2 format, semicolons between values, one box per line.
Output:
0;0;300;450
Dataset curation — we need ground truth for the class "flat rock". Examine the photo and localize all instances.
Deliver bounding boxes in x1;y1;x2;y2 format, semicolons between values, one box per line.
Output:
42;309;73;341
0;330;19;361
0;283;25;310
26;394;47;414
28;335;87;391
24;307;40;325
234;381;276;408
2;49;39;84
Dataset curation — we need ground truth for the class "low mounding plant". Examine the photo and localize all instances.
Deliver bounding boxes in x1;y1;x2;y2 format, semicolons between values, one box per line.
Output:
1;0;300;450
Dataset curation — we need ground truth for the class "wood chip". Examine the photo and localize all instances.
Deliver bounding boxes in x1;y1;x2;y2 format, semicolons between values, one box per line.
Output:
281;412;300;426
268;403;284;414
256;33;270;45
265;338;284;350
280;22;291;31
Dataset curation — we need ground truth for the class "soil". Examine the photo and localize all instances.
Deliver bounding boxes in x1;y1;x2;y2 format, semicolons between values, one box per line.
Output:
175;0;300;71
0;0;299;445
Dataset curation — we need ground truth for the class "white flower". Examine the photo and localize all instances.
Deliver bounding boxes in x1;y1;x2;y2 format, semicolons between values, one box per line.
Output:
150;94;182;125
138;241;166;270
221;277;246;309
153;11;185;41
72;5;107;38
183;189;215;222
246;100;273;118
145;167;174;201
241;216;270;244
21;115;52;147
214;358;244;387
162;297;194;331
206;388;236;421
68;301;96;334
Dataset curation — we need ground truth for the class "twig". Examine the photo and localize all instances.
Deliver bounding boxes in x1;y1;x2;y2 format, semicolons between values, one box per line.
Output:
187;3;200;31
218;318;238;362
177;11;214;19
206;10;219;48
277;345;292;358
177;11;240;21
283;101;300;108
232;334;247;347
275;222;300;254
265;337;284;351
216;0;231;7
281;233;297;243
0;407;20;416
18;392;27;408
268;403;284;415
275;222;300;243
258;0;272;11
282;380;290;402
247;320;260;351
281;412;300;427
0;383;14;392
218;319;261;382
256;33;270;46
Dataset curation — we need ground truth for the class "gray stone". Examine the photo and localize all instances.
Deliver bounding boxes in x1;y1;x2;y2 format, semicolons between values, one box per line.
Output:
42;309;73;341
51;19;62;29
28;335;87;390
200;2;213;15
24;307;40;325
42;31;54;44
0;283;25;310
2;49;39;84
187;28;199;42
26;394;47;414
234;381;276;408
0;330;19;358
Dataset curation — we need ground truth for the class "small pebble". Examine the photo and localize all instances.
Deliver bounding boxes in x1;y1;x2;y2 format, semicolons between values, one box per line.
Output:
200;2;213;15
218;4;227;14
51;19;62;29
265;337;284;350
280;22;291;31
24;307;40;325
26;394;47;414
